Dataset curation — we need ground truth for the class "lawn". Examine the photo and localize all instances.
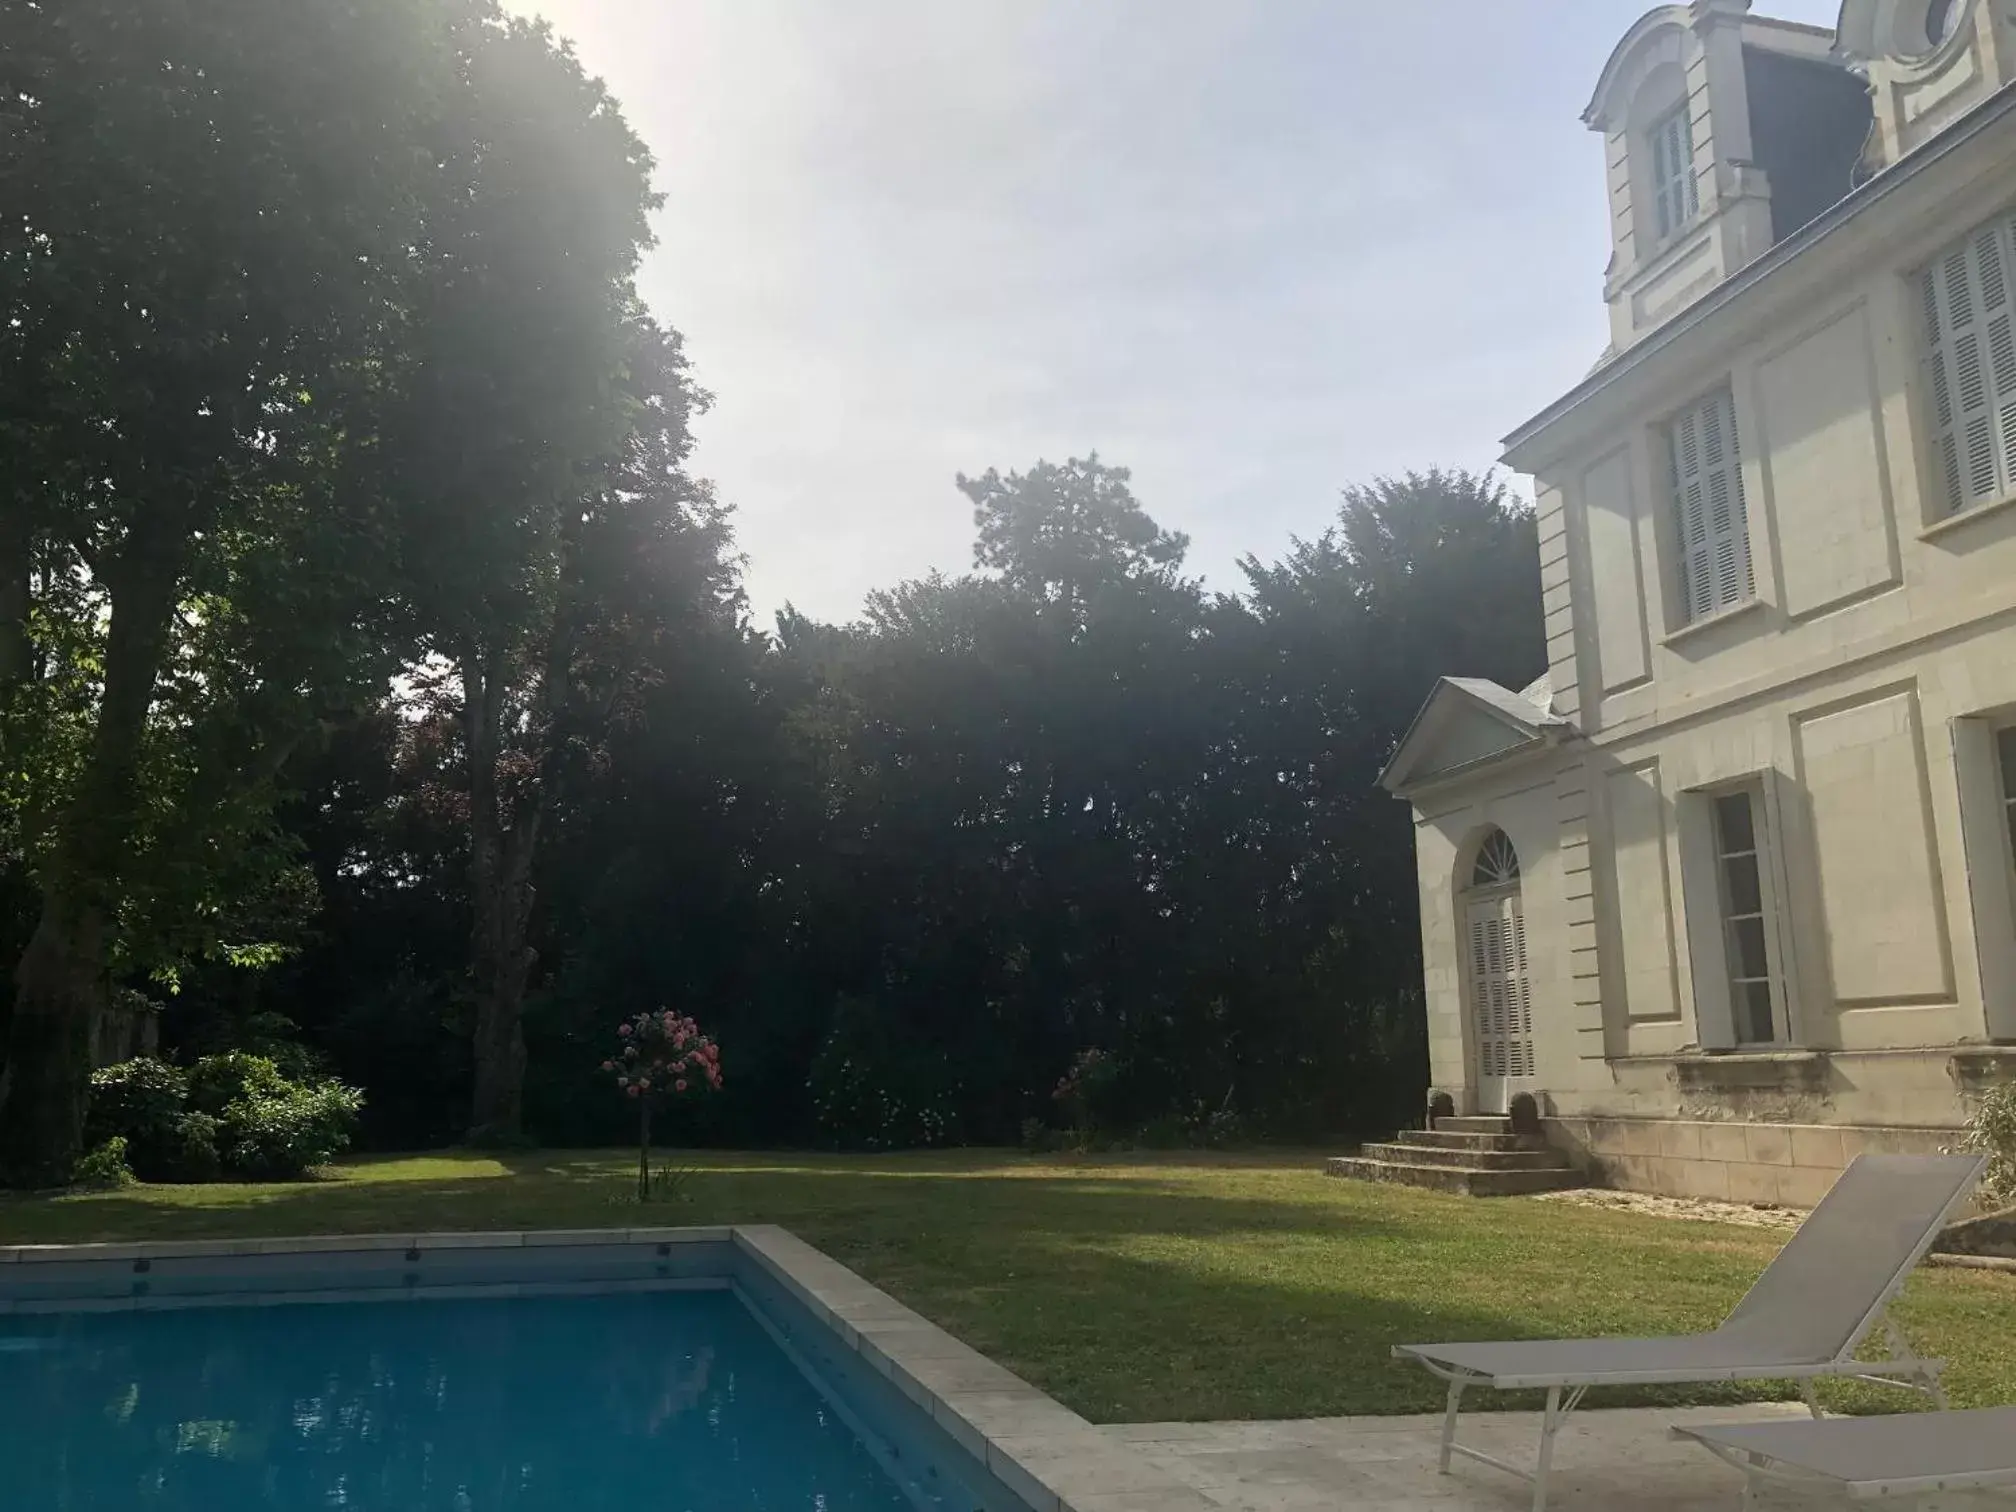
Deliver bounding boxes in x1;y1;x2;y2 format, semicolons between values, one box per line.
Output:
2;1149;2010;1423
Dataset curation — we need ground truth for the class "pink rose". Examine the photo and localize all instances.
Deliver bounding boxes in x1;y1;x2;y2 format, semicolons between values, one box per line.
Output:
675;1079;688;1092
600;1060;615;1073
618;1023;632;1038
625;1083;640;1098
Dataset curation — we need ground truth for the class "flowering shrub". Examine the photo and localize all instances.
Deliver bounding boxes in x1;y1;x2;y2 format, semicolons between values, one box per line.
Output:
603;1009;722;1198
807;1006;962;1152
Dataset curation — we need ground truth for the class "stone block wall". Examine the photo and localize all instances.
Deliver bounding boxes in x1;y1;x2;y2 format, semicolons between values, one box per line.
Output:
1543;1114;1963;1209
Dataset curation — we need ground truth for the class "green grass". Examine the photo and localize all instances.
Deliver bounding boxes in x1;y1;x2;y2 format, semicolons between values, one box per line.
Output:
3;1149;2010;1423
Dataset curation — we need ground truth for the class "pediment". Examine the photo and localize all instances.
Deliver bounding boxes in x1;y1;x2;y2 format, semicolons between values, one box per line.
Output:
1379;677;1567;796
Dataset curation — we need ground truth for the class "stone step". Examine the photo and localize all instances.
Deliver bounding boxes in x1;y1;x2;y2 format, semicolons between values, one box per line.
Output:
1325;1155;1583;1198
1393;1128;1529;1153
1360;1141;1571;1172
1435;1116;1515;1134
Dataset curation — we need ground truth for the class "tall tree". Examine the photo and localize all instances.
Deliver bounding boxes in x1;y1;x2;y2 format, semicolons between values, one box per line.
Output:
374;18;667;1142
0;0;475;1183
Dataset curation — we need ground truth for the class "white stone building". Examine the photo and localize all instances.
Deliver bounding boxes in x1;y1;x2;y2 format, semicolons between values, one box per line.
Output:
1380;0;2016;1204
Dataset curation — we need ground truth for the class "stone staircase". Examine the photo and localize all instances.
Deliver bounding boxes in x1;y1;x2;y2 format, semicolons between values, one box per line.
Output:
1325;1116;1583;1196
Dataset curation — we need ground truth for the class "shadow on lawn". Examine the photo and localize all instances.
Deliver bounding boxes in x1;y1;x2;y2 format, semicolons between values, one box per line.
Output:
0;1150;1915;1421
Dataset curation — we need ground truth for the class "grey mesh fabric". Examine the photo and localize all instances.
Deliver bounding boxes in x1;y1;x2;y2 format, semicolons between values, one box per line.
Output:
1674;1409;2016;1491
1715;1154;1983;1362
1398;1153;1983;1388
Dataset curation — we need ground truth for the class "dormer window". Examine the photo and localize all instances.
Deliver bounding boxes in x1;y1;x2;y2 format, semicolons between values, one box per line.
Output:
1649;104;1699;240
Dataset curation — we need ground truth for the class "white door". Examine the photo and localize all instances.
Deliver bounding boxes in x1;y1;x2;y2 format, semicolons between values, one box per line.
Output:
1465;890;1535;1116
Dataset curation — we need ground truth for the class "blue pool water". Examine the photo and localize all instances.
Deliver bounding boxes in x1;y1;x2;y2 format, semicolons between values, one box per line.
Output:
0;1289;921;1511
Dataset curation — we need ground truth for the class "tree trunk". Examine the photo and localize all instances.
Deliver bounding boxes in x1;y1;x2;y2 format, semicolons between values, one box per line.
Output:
463;644;536;1143
0;533;181;1186
637;1099;651;1200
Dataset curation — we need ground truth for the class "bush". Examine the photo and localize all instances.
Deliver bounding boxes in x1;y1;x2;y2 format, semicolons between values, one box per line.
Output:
1967;1080;2016;1205
165;1111;224;1182
84;1053;362;1183
186;1052;288;1116
219;1081;365;1180
72;1136;136;1189
1019;1116;1057;1153
808;996;964;1151
85;1058;190;1180
1051;1048;1120;1143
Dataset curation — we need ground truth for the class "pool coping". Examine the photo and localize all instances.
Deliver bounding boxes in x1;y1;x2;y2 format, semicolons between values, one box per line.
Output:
0;1225;1214;1512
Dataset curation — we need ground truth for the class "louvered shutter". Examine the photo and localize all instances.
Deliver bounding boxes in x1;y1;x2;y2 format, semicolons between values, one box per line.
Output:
1922;215;2016;516
1667;387;1754;621
1650;107;1698;241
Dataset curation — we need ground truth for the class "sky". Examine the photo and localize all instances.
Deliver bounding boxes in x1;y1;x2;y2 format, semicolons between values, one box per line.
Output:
506;0;1848;625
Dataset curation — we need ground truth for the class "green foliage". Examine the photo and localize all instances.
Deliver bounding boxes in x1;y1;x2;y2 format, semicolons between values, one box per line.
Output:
163;1112;224;1184
217;1081;363;1180
1965;1080;2016;1204
84;1054;360;1182
0;0;1542;1167
1051;1048;1121;1142
186;1053;288;1117
71;1136;136;1189
1018;1116;1058;1153
809;998;965;1152
85;1058;190;1177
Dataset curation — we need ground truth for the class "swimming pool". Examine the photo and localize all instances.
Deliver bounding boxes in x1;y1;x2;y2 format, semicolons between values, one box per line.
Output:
0;1225;1211;1512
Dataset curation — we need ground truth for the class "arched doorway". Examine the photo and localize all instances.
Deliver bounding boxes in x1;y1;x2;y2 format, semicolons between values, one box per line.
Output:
1463;827;1534;1115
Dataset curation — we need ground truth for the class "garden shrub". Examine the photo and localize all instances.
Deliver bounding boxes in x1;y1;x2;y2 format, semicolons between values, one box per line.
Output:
1051;1047;1120;1145
164;1111;224;1183
1018;1115;1057;1153
186;1052;288;1116
72;1136;136;1189
85;1058;190;1179
218;1081;365;1179
1967;1079;2016;1205
85;1054;362;1182
809;998;963;1151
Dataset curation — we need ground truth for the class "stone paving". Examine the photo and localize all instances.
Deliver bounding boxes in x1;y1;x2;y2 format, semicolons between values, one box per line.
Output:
1103;1403;1812;1511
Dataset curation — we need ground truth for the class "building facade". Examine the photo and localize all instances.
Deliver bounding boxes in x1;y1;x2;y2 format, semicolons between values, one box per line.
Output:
1383;0;2016;1204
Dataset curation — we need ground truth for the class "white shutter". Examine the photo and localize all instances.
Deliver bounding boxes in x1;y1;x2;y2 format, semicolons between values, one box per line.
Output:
1922;215;2016;516
1650;107;1697;240
1667;387;1753;622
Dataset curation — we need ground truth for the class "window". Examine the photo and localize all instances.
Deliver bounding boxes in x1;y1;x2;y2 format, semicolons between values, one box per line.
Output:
1666;386;1755;622
1471;827;1520;887
1712;790;1782;1044
1921;213;2016;517
1649;104;1698;241
1922;0;1961;51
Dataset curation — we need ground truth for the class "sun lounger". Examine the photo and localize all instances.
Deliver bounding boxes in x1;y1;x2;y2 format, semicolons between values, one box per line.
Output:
1674;1407;2016;1507
1392;1152;1986;1512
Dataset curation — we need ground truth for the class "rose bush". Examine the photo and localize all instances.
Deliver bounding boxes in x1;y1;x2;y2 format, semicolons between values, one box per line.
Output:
603;1010;722;1198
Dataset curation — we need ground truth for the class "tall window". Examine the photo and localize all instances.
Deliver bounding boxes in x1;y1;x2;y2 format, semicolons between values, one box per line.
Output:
1649;104;1698;240
1713;790;1782;1044
1667;386;1754;622
1921;213;2016;517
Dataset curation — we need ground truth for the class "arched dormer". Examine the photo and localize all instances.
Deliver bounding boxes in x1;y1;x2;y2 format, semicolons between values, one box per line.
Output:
1585;2;1868;355
1835;0;2011;167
